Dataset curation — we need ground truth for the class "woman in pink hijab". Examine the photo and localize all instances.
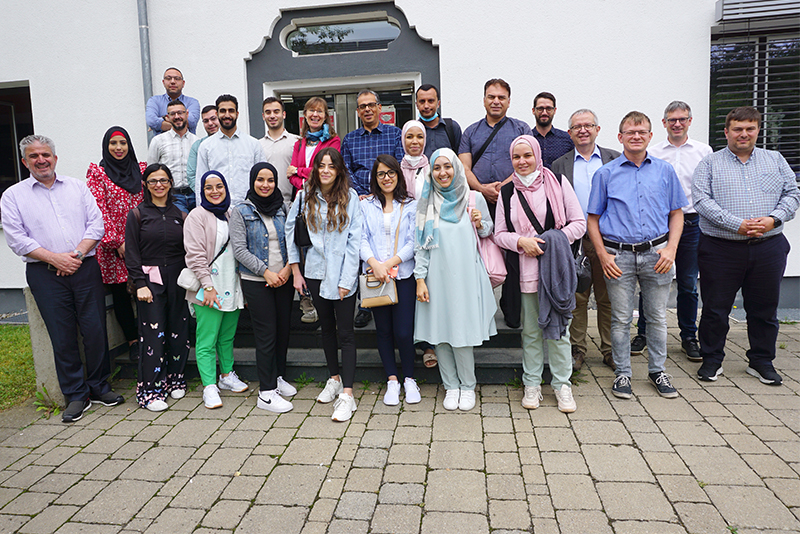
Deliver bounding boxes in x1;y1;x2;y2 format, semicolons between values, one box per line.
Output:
494;135;585;414
400;120;429;200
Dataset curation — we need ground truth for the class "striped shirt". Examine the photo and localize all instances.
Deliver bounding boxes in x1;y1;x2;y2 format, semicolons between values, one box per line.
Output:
692;147;800;240
147;128;198;189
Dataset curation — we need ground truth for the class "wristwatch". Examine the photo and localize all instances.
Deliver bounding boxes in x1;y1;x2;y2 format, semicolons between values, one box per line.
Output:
204;286;214;292
73;249;85;261
772;216;782;228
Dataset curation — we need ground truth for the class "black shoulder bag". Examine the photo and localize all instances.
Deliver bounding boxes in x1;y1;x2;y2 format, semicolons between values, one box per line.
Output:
294;190;312;247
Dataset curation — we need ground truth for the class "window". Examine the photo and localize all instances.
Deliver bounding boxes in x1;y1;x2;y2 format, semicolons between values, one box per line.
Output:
286;20;400;55
0;84;34;224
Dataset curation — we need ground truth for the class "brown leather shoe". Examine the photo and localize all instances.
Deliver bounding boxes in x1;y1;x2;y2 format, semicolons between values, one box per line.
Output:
571;347;585;372
602;352;616;371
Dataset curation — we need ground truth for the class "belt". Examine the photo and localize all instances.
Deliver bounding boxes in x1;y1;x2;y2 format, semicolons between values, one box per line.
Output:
705;234;780;246
603;234;668;252
173;187;193;195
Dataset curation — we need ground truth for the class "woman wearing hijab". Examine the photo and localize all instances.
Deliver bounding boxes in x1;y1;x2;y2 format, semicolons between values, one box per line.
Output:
287;97;341;191
86;126;146;360
125;164;189;411
286;148;362;422
184;171;246;409
400;120;438;369
494;135;586;413
414;148;497;412
230;162;296;413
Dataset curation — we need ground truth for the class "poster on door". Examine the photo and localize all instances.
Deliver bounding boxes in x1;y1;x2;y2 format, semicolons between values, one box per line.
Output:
379;105;396;126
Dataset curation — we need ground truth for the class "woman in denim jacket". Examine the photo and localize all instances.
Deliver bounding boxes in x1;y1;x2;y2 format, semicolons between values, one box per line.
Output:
286;148;362;422
230;162;297;414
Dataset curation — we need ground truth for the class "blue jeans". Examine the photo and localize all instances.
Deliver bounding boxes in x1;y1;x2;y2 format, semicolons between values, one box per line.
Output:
637;214;699;340
605;245;674;377
173;191;196;214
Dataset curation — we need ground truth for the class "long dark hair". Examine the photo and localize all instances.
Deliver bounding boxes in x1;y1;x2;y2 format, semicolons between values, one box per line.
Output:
306;147;351;233
370;154;408;208
141;163;174;206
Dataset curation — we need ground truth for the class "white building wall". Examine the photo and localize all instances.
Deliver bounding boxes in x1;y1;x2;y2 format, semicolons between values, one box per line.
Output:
2;0;798;290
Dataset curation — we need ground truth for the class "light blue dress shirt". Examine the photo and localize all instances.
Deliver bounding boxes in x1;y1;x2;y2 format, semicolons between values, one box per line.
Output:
359;196;417;280
195;130;267;206
572;146;603;216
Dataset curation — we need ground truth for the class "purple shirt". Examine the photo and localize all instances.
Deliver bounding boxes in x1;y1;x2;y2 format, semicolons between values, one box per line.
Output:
1;174;105;262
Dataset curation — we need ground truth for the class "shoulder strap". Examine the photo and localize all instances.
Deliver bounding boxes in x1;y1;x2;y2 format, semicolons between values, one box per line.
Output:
501;182;515;233
515;189;555;235
210;237;230;267
443;118;457;152
472;117;508;166
392;202;404;255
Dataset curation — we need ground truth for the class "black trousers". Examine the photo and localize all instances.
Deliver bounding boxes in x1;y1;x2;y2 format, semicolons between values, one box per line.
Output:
108;281;138;342
306;278;357;388
26;257;112;403
697;233;789;367
241;278;294;392
135;262;190;406
372;276;416;379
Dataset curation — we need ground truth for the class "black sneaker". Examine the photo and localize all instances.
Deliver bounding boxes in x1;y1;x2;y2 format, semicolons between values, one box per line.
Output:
612;375;632;399
354;309;372;328
571;346;585;372
89;391;125;407
62;399;91;423
681;338;702;362
649;371;679;398
630;335;647;355
697;361;723;382
746;365;782;386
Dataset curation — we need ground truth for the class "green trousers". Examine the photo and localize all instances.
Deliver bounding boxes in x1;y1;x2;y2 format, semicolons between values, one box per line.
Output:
193;305;240;386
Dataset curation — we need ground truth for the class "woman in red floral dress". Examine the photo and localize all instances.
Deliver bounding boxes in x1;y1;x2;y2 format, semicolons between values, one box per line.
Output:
86;126;146;361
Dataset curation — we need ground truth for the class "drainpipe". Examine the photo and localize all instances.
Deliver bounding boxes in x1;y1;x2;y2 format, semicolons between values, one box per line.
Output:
137;0;154;142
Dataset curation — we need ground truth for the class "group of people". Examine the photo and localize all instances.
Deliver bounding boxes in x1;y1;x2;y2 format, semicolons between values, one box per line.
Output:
2;67;797;424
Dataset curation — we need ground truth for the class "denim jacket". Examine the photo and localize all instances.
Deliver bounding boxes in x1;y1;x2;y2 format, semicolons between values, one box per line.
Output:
230;199;288;278
286;188;362;300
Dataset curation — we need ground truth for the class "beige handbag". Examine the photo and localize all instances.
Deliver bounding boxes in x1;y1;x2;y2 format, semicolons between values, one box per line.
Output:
359;203;403;308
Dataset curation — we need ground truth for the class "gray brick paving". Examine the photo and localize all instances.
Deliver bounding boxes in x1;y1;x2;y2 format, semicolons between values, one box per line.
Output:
0;316;798;532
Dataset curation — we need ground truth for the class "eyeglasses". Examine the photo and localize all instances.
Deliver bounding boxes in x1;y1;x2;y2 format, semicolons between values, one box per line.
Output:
535;106;555;113
357;102;379;111
376;170;397;179
146;178;170;186
306;109;326;116
621;130;651;137
570;124;596;131
167;110;187;117
666;117;690;125
163;76;183;82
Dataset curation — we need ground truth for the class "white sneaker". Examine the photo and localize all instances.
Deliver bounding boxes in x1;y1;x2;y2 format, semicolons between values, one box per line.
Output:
404;378;421;404
554;384;577;413
276;376;297;397
257;389;293;413
458;389;476;411
170;389;185;400
218;371;248;393
443;389;460;411
145;399;168;412
522;385;543;410
383;380;401;406
203;385;222;409
331;392;357;422
317;377;343;403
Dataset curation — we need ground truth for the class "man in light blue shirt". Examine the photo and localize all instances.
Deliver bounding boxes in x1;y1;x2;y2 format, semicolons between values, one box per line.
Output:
145;68;201;135
196;95;266;206
587;111;687;400
551;109;619;371
187;105;220;197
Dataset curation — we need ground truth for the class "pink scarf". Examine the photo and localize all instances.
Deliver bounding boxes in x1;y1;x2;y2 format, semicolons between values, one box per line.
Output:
509;135;566;234
400;120;429;198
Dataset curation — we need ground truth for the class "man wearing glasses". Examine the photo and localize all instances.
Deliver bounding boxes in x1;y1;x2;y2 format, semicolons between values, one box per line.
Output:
551;110;620;372
587;112;687;400
341;89;404;328
145;67;201;135
147;100;199;213
629;102;712;361
532;92;574;169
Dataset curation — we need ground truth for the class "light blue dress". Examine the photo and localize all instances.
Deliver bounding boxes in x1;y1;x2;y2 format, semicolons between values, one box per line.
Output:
414;197;497;347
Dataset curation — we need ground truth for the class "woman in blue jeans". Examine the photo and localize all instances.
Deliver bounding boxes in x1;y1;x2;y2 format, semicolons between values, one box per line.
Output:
360;155;420;406
286;148;362;422
230;162;297;414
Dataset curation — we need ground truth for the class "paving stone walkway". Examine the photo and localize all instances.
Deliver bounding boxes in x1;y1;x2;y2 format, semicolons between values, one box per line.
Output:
0;314;798;533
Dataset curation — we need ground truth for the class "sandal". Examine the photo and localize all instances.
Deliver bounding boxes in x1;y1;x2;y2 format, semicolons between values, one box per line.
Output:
423;350;438;368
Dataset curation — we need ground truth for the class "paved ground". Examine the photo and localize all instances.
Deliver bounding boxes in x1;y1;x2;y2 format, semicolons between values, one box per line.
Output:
0;312;798;534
